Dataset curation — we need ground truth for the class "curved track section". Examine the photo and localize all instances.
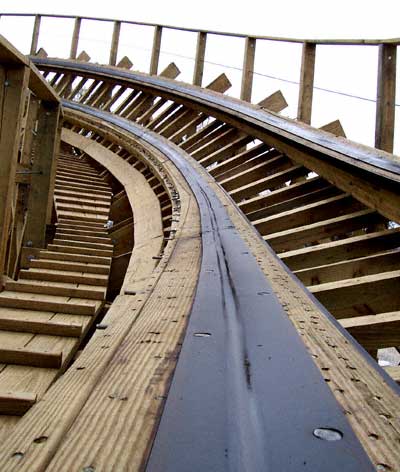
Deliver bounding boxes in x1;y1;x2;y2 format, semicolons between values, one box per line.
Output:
66;102;373;471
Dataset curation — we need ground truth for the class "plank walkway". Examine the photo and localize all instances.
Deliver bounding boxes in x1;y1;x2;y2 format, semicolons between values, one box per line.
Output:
0;153;113;440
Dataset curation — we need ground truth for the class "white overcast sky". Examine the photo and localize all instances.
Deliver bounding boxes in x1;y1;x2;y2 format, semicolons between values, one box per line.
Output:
1;0;399;152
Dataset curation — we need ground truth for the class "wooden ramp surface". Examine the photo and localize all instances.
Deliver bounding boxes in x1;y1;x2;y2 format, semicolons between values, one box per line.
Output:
0;153;113;439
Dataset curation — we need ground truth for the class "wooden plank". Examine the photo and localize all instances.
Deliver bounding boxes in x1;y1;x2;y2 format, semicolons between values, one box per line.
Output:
309;270;400;318
280;227;400;270
320;119;346;137
193;32;207;86
109;21;121;66
210;142;270;178
229;164;308;201
23;101;61;248
150;25;162;75
246;184;339;222
30;15;41;55
219;153;289;191
0;292;97;316
240;37;256;102
297;42;316;124
265;209;382;253
384;366;400;383
0;391;37;416
294;249;400;286
254;194;363;236
0;65;30;284
0;317;82;337
20;268;108;286
70;17;81;59
0;347;61;369
340;311;400;350
5;280;105;301
199;135;254;168
258;90;288;113
375;44;397;153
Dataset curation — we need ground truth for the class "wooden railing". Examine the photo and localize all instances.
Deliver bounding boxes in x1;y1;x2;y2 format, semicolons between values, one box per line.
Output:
0;13;398;153
0;33;60;286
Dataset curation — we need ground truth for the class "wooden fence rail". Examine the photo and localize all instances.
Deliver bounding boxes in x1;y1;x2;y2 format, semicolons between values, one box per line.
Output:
0;13;398;153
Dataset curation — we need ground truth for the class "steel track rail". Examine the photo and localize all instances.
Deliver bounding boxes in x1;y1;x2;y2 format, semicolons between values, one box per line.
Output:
65;100;374;471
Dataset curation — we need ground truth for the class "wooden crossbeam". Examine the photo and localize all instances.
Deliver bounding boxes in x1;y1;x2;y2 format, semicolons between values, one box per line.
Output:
0;347;62;368
0;391;37;416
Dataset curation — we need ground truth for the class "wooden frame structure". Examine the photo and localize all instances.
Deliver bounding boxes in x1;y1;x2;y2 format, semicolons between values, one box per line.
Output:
0;15;399;472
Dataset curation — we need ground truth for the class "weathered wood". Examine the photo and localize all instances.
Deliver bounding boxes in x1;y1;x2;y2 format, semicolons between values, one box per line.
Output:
297;42;316;124
70;17;81;59
0;317;82;337
109;21;121;66
320;119;346;137
240;37;256;102
280;227;400;271
310;270;400;319
340;311;400;350
258;90;288;113
0;391;37;416
30;15;41;55
294;249;400;286
266;209;382;253
0;65;30;284
0;347;62;369
150;25;162;75
193;31;207;86
24;101;61;248
375;44;397;153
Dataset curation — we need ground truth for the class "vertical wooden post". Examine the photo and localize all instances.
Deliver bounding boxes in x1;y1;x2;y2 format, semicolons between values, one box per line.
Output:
0;65;30;283
240;37;256;102
70;17;81;59
30;15;41;55
297;42;316;124
150;25;162;75
23;101;61;249
375;44;397;153
193;32;207;86
109;21;121;66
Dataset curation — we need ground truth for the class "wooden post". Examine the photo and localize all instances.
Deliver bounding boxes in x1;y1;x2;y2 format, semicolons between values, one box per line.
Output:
193;32;207;86
23;101;61;249
109;21;121;66
70;17;81;59
150;26;162;75
30;15;41;55
240;37;256;102
297;42;316;124
375;44;397;153
0;65;30;283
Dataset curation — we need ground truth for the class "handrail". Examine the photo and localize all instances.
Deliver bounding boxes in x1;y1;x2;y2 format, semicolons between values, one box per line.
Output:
1;13;399;45
0;13;397;153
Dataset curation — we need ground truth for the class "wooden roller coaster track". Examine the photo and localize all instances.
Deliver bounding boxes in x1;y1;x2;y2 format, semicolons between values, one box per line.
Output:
0;13;399;472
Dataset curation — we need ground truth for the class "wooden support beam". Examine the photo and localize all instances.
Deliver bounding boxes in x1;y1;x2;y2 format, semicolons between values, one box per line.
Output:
0;347;62;368
150;25;162;75
309;270;400;319
193;32;207;86
109;21;121;67
23;101;61;248
375;44;397;153
0;65;30;285
294;249;400;286
280;227;400;271
70;17;81;59
297;42;316;124
258;90;288;113
30;15;41;55
0;391;37;416
240;37;256;102
340;311;400;350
